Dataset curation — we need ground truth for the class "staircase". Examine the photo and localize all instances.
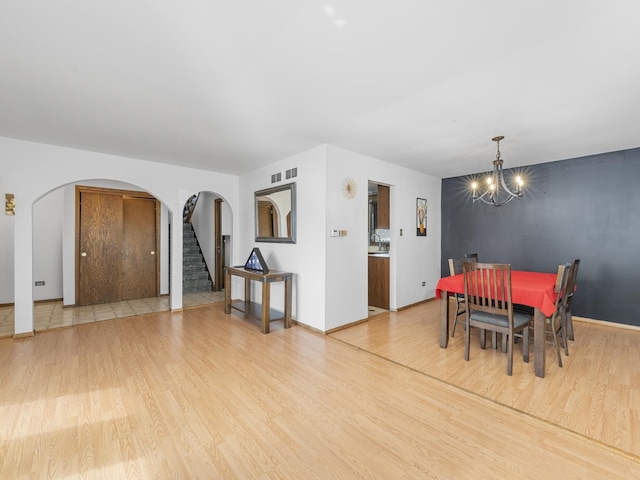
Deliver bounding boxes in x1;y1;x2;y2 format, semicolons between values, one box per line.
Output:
183;223;213;293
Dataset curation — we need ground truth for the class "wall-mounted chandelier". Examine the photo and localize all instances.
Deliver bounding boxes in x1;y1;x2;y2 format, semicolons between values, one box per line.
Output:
471;136;524;206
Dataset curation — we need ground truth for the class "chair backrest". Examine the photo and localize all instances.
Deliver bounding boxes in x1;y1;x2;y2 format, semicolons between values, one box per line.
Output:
448;257;466;276
462;262;512;318
560;259;580;310
553;263;572;309
566;259;580;297
449;254;479;276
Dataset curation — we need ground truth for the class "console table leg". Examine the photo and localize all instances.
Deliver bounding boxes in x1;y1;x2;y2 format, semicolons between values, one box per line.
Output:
261;282;270;334
284;277;292;329
224;269;231;314
244;278;251;304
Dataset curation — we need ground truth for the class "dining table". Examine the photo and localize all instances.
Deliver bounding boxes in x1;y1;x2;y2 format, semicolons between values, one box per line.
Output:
435;270;559;378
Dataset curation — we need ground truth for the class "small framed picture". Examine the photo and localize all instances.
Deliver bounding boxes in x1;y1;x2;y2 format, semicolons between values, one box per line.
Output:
416;198;428;236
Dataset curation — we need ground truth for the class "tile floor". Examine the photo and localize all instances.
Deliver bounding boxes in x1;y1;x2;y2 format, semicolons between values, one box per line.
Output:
0;291;225;337
368;305;388;317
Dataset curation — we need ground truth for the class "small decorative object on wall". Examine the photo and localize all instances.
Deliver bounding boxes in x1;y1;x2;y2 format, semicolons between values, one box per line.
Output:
5;193;15;215
244;247;269;274
416;198;428;236
342;178;357;199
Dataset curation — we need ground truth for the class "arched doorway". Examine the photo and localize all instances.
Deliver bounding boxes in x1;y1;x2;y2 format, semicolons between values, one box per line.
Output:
26;179;173;332
180;191;231;308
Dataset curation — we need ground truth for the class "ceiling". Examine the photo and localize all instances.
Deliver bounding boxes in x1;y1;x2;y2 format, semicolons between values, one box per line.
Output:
2;1;639;179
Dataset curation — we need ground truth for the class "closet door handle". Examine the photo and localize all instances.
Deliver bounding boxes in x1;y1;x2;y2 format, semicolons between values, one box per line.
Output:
81;252;87;257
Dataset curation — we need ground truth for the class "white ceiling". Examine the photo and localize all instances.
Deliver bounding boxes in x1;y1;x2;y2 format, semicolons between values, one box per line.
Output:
2;1;639;179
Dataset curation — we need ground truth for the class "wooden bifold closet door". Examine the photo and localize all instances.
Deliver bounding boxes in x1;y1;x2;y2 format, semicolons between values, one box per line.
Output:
76;186;159;306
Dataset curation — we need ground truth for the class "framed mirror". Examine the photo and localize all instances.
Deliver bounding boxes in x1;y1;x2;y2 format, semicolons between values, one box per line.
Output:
255;182;296;243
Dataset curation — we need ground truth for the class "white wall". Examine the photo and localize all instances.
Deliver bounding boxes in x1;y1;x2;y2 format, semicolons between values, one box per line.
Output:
0;176;15;304
239;144;441;332
239;145;327;331
4;134;440;335
2;136;239;335
324;145;442;330
32;188;64;301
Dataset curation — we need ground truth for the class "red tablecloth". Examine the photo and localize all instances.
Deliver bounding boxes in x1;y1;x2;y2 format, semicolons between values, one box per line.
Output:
435;270;558;317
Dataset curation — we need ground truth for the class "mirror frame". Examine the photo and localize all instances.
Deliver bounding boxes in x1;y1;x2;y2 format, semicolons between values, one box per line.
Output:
254;182;297;243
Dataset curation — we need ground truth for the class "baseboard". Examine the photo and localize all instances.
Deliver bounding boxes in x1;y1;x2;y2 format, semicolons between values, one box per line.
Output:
324;317;369;335
291;319;325;334
573;316;640;332
35;298;63;304
397;297;436;311
13;330;35;339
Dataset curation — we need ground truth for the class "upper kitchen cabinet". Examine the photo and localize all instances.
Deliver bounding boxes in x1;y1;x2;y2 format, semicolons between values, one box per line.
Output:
377;185;390;229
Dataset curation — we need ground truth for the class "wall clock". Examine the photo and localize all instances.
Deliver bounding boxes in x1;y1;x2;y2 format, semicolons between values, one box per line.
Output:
342;178;357;199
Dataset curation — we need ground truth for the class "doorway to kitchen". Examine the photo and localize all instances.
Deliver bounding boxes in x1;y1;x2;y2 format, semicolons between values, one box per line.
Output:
368;181;390;316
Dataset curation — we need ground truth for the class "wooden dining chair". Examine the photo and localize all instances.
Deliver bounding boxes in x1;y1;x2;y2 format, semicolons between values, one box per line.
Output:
561;258;580;342
462;262;531;375
547;263;572;367
447;257;467;337
465;252;479;263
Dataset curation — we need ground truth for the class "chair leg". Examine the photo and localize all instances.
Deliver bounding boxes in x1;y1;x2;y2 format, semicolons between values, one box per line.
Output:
506;331;513;376
451;300;459;337
550;317;562;368
565;307;575;342
464;320;471;361
523;327;529;363
562;308;574;348
560;323;569;357
451;299;465;337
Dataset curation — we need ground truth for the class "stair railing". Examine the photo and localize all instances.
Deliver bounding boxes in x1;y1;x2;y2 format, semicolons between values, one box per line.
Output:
183;193;199;223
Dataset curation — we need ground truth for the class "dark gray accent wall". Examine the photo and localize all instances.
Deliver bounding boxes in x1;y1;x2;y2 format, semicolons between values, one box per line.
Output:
441;147;640;326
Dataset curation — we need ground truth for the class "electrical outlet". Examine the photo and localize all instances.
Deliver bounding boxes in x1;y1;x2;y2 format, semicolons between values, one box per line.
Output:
35;281;45;286
421;281;426;286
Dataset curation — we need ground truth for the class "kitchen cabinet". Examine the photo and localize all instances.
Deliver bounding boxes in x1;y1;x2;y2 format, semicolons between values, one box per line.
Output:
377;185;390;229
368;255;389;309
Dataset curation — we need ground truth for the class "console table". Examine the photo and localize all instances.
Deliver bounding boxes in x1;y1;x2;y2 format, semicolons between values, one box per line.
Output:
224;266;293;334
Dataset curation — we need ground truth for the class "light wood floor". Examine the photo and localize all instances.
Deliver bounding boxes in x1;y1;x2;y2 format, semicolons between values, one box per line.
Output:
1;300;638;479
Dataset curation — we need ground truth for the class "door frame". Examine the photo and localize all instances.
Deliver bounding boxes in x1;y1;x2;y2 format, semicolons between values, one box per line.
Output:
214;198;224;291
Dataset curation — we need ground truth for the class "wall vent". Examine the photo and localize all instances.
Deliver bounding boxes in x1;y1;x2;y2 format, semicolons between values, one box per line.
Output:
286;167;298;179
